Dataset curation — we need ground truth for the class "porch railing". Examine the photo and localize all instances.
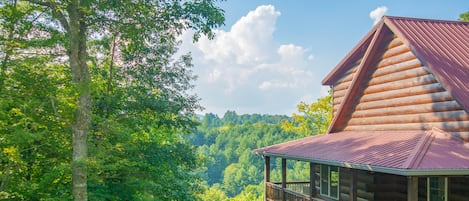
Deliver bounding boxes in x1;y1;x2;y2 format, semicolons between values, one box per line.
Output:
266;181;323;201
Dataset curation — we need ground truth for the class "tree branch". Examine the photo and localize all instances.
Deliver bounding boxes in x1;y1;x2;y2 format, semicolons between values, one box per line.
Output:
25;0;70;32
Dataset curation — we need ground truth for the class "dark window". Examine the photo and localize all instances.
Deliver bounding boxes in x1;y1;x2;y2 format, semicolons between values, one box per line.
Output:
428;177;446;201
320;165;339;199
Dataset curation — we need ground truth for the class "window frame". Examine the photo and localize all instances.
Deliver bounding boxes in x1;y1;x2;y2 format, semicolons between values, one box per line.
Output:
320;164;339;200
427;177;447;201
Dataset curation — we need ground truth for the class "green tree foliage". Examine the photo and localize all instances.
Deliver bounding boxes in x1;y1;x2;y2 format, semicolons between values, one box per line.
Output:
193;112;313;200
230;184;263;201
197;187;228;201
193;95;333;199
0;61;74;200
0;2;73;199
281;94;332;137
460;11;469;21
0;0;225;200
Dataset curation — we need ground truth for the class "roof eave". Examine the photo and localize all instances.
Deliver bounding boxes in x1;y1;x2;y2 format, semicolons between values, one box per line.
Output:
257;151;469;176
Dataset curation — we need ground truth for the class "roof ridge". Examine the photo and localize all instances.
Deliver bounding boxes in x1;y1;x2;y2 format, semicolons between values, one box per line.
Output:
430;127;465;142
384;15;469;25
402;130;435;169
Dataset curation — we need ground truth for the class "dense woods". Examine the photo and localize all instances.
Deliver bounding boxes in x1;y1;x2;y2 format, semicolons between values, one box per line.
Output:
193;112;297;200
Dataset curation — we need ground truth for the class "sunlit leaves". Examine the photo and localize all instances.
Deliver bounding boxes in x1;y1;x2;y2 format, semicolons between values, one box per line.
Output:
281;94;332;137
460;11;469;22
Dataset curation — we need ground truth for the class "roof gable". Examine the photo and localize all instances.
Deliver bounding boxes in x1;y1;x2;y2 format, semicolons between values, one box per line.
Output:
327;22;394;133
325;16;469;135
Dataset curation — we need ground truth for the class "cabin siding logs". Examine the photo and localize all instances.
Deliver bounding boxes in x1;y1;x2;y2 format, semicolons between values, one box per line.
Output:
332;35;469;140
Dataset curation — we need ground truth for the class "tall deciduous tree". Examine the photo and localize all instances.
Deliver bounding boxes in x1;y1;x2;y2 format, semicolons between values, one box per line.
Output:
281;94;332;137
3;0;224;200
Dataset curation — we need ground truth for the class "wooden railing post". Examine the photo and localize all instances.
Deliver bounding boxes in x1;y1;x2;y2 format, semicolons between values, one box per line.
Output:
282;158;287;201
310;163;316;199
264;156;270;201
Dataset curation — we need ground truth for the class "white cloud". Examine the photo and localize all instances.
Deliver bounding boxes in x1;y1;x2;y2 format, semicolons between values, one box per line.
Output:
179;5;320;115
369;6;388;25
196;5;280;66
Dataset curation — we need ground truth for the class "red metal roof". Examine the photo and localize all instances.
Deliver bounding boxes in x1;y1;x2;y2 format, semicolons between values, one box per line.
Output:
254;129;469;175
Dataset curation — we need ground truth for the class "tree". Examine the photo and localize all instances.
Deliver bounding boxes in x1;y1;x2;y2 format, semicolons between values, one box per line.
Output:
281;94;333;137
3;0;224;200
460;11;469;21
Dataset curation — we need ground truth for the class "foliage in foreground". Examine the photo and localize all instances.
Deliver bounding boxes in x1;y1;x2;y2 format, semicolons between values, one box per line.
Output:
0;0;224;200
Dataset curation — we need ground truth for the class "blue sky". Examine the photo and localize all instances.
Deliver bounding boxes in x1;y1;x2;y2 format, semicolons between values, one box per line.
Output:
180;1;467;116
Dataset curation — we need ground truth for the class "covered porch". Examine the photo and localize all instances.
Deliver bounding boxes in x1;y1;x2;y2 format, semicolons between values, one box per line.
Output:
263;157;319;201
255;130;469;201
263;156;408;201
265;181;313;201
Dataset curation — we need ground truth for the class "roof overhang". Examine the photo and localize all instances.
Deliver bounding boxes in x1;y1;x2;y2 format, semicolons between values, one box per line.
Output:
258;152;469;176
254;129;469;176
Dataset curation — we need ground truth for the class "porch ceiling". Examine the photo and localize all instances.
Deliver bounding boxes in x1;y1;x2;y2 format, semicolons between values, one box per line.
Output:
253;129;469;176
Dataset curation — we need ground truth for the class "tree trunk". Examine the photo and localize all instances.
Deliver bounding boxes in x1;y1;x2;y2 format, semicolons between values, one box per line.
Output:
68;1;90;200
0;13;15;93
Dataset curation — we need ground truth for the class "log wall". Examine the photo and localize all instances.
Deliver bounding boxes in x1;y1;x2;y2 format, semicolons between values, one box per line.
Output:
372;173;407;201
356;171;374;201
448;176;469;201
333;60;360;116
338;168;351;201
333;35;469;139
335;168;376;201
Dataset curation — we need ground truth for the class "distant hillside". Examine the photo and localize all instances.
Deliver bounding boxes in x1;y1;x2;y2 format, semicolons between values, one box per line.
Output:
192;111;307;199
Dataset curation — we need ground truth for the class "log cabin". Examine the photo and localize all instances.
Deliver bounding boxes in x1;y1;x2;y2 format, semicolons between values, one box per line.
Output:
253;16;469;201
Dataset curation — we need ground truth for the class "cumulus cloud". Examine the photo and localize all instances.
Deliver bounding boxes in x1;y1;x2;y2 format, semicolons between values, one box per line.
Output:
369;6;388;25
179;5;318;115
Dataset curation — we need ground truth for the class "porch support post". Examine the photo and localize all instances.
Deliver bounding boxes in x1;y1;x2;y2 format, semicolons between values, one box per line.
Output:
282;158;287;201
264;156;270;201
407;176;418;201
350;169;357;201
309;162;316;199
